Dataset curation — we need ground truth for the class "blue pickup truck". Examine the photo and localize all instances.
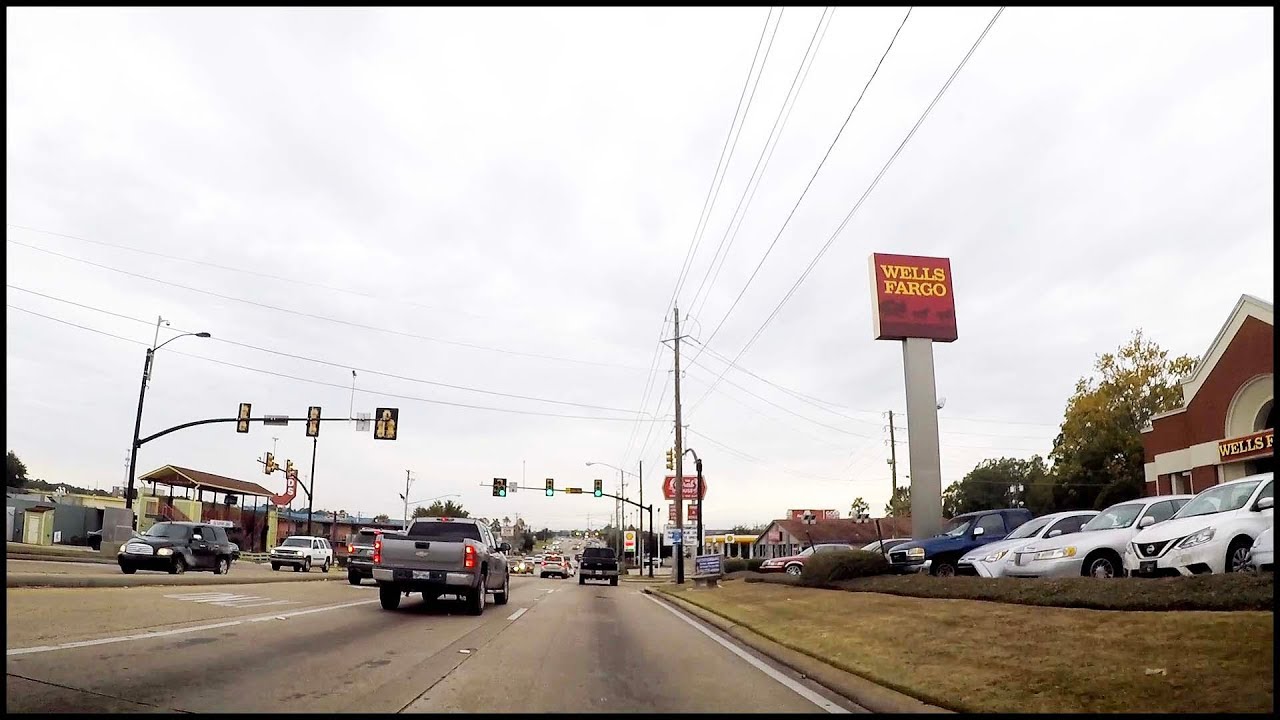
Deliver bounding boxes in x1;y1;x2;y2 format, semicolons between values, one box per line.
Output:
887;508;1033;577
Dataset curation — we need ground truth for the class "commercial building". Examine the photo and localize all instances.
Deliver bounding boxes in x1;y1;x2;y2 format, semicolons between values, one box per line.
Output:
1142;295;1274;495
752;514;914;559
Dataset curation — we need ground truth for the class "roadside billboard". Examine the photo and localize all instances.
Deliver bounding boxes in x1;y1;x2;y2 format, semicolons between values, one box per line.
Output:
623;530;636;551
663;475;707;500
869;253;957;342
788;509;839;522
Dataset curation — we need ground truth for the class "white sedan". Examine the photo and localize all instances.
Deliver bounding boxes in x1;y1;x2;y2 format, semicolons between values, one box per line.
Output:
958;510;1098;577
1125;473;1273;577
1249;526;1273;571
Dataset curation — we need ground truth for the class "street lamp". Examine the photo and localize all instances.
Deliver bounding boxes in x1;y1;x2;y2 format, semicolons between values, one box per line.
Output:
125;330;212;514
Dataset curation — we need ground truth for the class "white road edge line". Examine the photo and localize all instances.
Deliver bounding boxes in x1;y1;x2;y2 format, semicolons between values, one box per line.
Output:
645;595;850;714
507;607;528;621
7;599;378;656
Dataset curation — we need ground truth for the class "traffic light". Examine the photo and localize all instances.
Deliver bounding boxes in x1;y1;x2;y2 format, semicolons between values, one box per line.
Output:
493;478;508;497
545;478;555;496
237;403;251;433
665;448;675;471
306;406;321;437
263;452;276;475
285;459;295;478
593;478;603;497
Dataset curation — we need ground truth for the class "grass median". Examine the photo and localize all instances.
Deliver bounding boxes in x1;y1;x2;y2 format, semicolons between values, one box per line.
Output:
655;580;1273;713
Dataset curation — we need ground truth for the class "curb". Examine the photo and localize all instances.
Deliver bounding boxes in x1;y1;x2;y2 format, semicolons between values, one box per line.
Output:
7;553;118;565
643;587;951;714
7;572;342;589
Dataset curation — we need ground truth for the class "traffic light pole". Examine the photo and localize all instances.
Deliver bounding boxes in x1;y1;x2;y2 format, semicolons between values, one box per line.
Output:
307;436;318;536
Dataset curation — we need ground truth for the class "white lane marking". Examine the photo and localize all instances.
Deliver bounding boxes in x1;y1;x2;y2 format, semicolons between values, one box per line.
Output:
162;591;299;608
645;595;850;714
7;599;378;656
545;588;556;594
507;607;528;621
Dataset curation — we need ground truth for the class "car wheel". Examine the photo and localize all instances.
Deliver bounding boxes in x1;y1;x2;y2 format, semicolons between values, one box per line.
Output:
609;576;618;586
120;563;137;575
785;564;803;576
540;573;547;579
931;560;957;577
1084;551;1120;578
468;579;486;616
170;557;186;575
322;559;330;573
579;576;585;585
494;574;510;605
214;556;230;575
379;584;401;610
271;563;281;571
303;557;312;573
348;569;361;585
1227;539;1253;573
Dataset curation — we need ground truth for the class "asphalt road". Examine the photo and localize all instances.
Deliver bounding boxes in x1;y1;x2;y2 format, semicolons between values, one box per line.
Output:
7;574;858;713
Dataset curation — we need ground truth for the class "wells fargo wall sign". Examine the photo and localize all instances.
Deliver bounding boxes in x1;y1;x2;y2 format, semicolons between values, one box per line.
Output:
869;253;958;342
1218;429;1274;463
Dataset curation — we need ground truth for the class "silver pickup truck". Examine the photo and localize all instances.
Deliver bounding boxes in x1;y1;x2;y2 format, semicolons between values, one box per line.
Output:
372;517;511;615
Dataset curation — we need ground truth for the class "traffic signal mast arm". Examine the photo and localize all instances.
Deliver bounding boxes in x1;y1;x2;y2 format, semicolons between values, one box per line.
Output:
138;415;353;448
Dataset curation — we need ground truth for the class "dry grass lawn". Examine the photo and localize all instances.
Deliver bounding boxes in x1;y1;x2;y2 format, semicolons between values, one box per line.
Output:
657;581;1273;713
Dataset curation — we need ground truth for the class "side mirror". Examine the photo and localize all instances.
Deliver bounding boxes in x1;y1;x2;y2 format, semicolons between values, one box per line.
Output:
500;542;511;552
1138;516;1155;528
1047;529;1062;538
972;526;985;537
1256;496;1274;511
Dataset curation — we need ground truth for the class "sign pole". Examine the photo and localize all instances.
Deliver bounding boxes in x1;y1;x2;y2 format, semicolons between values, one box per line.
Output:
903;337;943;539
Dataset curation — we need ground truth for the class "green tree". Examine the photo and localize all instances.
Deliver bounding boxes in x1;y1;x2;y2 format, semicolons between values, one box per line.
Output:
7;451;29;489
417;500;470;518
520;531;535;553
941;482;962;519
731;523;767;536
885;486;911;517
373;513;390;523
490;518;502;534
849;497;870;519
1049;330;1196;511
947;456;1051;516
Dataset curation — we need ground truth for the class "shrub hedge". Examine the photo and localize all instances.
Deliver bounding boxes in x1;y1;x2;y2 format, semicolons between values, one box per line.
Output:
799;549;891;586
724;558;748;573
747;557;765;572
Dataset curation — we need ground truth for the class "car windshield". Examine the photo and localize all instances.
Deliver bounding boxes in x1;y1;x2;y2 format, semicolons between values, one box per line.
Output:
1006;516;1053;540
1174;480;1263;519
281;538;311;547
798;547;815;556
939;518;973;537
1082;503;1144;530
143;523;189;539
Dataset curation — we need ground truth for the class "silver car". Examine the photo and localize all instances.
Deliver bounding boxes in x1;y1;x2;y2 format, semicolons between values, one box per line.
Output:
1006;495;1193;579
958;510;1098;577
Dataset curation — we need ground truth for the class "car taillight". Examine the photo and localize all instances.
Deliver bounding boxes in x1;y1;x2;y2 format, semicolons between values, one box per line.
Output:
373;536;382;565
347;544;354;554
464;545;476;569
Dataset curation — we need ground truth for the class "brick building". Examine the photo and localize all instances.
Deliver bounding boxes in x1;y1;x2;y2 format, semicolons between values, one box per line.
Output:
1142;295;1274;495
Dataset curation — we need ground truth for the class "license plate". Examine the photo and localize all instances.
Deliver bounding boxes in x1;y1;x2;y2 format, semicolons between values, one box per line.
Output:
412;570;430;580
1140;560;1156;573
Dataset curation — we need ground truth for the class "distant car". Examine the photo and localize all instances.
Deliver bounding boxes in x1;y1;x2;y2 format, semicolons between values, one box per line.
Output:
1249;527;1273;572
1125;473;1273;577
117;521;236;575
346;529;382;585
958;510;1098;578
229;542;241;561
758;543;859;576
270;536;334;573
860;538;912;555
541;554;569;578
1009;495;1193;579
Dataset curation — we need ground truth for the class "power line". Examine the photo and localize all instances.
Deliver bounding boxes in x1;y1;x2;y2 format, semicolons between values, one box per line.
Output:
694;7;1006;411
7;284;649;416
7;238;646;372
6;304;647;423
689;7;914;369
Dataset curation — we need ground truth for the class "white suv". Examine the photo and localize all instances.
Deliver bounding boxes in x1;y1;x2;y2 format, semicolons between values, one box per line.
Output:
1125;473;1274;576
270;536;334;573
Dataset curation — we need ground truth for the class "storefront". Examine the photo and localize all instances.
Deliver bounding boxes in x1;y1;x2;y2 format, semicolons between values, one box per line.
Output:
1142;295;1274;495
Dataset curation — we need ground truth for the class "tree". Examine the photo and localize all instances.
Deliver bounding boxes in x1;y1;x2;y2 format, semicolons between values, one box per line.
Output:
418;500;470;518
520;531;535;553
501;516;511;526
731;524;767;536
941;483;962;519
7;451;29;489
1049;330;1196;511
947;456;1051;516
490;518;501;534
885;486;911;517
849;497;870;519
373;513;390;523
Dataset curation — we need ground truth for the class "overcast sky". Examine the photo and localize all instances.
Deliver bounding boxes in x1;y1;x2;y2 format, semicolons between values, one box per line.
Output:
6;7;1273;532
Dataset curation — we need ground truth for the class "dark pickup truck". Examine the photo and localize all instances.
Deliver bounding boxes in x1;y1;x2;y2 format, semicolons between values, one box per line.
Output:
578;546;619;586
887;508;1033;577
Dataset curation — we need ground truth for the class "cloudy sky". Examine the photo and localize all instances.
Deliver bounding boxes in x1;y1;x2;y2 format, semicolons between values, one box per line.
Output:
6;7;1273;532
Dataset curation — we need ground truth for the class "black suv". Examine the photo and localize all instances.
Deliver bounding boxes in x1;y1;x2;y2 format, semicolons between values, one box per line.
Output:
118;521;237;575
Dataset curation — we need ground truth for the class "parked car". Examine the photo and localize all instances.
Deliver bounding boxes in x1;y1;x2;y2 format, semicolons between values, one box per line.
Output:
346;529;382;584
1249;526;1273;572
541;553;569;578
1008;495;1193;579
860;538;912;556
270;536;334;573
1125;473;1273;577
758;543;859;576
373;517;510;615
888;508;1033;576
117;521;236;575
229;542;241;561
958;510;1098;577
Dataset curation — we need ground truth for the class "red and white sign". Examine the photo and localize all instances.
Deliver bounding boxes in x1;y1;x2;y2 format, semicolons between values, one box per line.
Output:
687;504;700;521
788;509;839;522
668;504;677;522
663;475;707;500
623;530;636;551
270;470;298;506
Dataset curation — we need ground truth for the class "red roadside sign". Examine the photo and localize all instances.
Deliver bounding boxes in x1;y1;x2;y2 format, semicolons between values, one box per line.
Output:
663;475;707;500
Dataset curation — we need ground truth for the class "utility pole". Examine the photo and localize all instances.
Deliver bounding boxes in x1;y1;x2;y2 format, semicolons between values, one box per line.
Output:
402;470;415;529
638;458;644;576
672;305;686;585
887;409;899;498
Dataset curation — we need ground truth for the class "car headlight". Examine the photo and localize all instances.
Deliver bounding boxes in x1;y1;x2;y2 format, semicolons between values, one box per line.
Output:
906;547;925;558
157;547;174;556
982;550;1009;563
1033;546;1076;561
1178;527;1215;549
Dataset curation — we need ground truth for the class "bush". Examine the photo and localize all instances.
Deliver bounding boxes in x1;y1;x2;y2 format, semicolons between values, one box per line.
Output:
724;558;748;573
747;558;765;572
800;550;890;586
